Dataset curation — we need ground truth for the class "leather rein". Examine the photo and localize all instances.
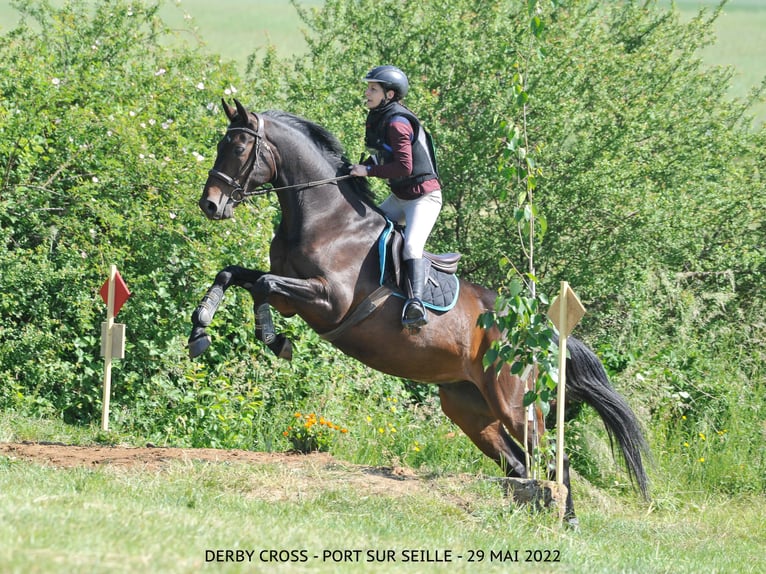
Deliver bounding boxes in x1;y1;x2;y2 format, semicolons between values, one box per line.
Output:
207;116;354;205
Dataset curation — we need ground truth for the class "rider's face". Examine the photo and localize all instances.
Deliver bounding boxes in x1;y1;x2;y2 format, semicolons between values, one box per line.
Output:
364;82;392;109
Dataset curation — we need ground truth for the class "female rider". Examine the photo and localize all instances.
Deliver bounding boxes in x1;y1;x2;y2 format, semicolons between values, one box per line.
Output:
349;65;442;329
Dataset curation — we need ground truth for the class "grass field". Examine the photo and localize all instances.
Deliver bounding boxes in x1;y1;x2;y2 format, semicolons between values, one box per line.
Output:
0;0;762;125
2;448;765;573
1;417;765;574
0;0;323;59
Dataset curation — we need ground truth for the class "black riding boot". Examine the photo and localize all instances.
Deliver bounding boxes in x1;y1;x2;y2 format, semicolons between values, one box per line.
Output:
402;258;428;329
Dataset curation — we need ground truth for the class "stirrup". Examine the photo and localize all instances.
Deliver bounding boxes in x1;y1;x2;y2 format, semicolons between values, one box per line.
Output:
401;298;427;329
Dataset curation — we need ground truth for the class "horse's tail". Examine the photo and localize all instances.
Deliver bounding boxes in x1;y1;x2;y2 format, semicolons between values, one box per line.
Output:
563;336;651;499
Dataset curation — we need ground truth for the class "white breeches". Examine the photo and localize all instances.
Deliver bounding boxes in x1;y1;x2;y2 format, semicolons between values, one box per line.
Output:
379;190;442;260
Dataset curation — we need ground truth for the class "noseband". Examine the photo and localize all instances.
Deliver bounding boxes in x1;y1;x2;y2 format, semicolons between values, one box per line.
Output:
207;114;354;205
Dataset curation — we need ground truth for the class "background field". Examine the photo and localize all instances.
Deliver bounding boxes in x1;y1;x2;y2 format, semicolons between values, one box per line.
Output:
0;0;322;58
2;0;760;123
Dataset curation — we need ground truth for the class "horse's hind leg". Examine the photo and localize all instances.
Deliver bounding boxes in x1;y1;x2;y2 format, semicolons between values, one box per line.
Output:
441;379;579;526
438;382;527;478
480;368;580;526
548;450;578;528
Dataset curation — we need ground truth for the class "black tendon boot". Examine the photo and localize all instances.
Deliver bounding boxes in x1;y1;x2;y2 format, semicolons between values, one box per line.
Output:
402;258;429;329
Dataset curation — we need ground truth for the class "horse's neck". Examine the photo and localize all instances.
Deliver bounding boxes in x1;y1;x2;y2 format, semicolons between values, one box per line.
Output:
269;123;384;248
277;183;382;243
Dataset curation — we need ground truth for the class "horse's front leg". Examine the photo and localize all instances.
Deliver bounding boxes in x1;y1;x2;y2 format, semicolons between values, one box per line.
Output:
189;265;265;358
189;267;329;359
249;272;333;359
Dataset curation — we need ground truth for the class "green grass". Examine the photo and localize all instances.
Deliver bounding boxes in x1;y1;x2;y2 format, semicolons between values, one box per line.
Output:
1;454;764;574
156;0;323;61
1;413;765;573
0;0;322;60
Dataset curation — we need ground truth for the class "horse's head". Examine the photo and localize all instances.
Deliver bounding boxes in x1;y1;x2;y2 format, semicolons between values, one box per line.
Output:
199;99;277;220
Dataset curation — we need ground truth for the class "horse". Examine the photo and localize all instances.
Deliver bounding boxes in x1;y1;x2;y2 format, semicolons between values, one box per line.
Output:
189;99;650;525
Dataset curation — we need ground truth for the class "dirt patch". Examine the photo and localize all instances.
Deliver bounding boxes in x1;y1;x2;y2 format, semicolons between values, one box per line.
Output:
0;441;332;470
0;441;425;499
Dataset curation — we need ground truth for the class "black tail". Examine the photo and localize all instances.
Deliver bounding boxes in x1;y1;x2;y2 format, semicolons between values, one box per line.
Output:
563;336;651;499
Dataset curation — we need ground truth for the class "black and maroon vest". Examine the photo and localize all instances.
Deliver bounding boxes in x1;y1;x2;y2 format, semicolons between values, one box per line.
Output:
364;101;440;190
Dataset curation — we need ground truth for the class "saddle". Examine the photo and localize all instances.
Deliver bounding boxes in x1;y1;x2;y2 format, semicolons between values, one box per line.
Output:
319;220;461;341
378;220;461;312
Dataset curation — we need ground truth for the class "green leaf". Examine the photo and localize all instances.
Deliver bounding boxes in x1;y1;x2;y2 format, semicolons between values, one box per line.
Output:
477;311;495;329
483;347;499;369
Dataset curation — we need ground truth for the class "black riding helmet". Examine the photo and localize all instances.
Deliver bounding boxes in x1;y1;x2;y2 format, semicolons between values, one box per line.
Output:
363;65;409;100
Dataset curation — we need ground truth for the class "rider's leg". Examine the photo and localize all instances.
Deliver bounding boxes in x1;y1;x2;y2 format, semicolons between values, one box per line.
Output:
402;257;429;328
401;190;442;329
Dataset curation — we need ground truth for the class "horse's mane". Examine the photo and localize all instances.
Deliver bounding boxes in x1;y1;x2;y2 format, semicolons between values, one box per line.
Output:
262;110;378;206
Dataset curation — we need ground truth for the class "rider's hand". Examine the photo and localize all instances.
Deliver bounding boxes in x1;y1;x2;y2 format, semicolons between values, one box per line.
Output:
349;164;369;177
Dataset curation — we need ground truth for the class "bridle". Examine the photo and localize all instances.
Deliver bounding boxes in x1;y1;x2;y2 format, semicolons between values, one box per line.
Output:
206;114;354;205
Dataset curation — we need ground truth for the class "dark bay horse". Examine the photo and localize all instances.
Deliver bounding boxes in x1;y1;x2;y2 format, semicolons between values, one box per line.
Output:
189;99;650;524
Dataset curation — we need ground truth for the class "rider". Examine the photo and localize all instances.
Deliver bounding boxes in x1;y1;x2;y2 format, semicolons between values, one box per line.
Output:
349;65;442;329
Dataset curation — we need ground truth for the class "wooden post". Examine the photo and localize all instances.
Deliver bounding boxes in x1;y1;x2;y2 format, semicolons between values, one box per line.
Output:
101;265;117;431
555;282;569;491
547;281;585;522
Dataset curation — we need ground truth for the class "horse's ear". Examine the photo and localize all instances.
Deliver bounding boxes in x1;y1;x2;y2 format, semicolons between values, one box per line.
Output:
234;98;249;123
222;98;236;121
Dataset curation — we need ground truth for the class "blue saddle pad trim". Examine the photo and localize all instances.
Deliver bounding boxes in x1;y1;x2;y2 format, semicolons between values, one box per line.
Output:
377;218;460;312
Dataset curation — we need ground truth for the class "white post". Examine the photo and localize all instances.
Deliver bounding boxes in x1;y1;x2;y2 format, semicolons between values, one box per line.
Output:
101;264;116;431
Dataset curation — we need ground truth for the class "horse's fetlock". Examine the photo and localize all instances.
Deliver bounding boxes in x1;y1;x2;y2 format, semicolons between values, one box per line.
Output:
192;304;212;327
255;326;276;345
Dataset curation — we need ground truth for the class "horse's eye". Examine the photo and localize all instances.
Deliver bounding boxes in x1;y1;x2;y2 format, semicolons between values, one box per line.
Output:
235;146;246;156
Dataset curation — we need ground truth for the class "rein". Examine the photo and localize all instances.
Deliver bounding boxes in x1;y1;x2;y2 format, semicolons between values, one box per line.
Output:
217;173;356;202
207;120;355;204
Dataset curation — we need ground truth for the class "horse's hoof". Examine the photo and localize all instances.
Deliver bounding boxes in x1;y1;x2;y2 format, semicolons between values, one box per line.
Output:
565;517;580;531
188;334;212;358
268;334;293;361
278;338;293;361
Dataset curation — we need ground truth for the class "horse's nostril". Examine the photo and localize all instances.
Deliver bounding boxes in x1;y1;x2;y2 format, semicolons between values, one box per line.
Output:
200;198;217;217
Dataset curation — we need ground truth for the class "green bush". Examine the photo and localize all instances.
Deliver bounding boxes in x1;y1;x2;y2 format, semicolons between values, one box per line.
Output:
0;0;279;436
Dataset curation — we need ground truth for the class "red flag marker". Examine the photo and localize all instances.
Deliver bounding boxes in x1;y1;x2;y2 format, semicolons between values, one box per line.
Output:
100;269;131;317
100;265;131;431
